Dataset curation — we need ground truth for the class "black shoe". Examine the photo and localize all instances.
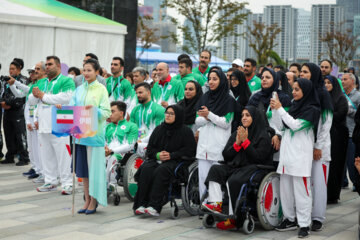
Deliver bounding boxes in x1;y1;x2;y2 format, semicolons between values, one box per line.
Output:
1;159;15;164
23;168;35;176
311;220;323;231
28;173;39;179
298;227;310;238
275;219;298;231
15;161;28;166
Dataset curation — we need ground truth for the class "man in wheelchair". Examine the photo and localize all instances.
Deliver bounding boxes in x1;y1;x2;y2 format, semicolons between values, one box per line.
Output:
202;106;273;230
132;105;196;216
105;101;138;187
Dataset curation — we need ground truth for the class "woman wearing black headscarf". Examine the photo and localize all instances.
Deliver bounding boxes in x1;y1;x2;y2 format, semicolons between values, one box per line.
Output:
271;78;320;238
196;67;236;200
133;105;196;217
229;70;251;131
277;70;293;99
323;75;349;203
202;106;273;230
300;63;333;231
177;80;203;133
248;67;292;161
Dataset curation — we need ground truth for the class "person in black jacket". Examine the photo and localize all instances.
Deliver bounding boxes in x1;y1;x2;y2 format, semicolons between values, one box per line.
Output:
202;105;273;230
133;104;196;217
0;59;29;166
324;75;349;203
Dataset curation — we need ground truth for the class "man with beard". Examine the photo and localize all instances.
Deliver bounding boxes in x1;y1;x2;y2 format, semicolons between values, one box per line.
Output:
177;58;206;88
130;82;164;156
8;61;46;180
243;58;261;92
74;53;105;87
320;59;344;91
193;50;211;92
28;56;75;194
106;57;136;116
0;59;29;166
151;62;184;108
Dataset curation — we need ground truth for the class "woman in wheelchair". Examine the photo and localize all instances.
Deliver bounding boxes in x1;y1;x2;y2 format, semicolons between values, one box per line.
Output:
202;105;273;230
133;105;197;216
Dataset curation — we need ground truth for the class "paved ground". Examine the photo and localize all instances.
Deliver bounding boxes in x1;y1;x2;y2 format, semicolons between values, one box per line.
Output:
0;163;359;240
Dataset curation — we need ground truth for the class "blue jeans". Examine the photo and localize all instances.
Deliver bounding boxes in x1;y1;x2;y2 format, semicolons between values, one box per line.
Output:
343;138;356;186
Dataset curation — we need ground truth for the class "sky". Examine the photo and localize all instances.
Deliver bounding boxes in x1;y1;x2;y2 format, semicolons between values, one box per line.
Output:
243;0;336;13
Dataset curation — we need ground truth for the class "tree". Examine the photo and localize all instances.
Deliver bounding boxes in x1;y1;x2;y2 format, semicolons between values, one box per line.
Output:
162;0;248;56
245;20;282;65
319;22;360;71
136;15;160;61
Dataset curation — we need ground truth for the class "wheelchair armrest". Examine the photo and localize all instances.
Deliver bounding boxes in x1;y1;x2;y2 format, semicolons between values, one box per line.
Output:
256;164;276;171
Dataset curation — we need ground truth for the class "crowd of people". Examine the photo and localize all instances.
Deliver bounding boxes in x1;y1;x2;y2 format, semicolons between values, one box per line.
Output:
1;51;360;238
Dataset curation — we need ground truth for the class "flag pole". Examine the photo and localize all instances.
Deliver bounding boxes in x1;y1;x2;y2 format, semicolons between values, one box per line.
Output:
72;137;76;217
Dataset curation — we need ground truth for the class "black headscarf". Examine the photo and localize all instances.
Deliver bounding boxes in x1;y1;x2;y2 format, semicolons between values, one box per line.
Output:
162;105;185;133
230;70;251;106
248;67;292;109
177;80;203;125
324;75;344;108
196;68;236;116
287;78;321;136
242;105;271;143
303;63;333;113
277;70;293;99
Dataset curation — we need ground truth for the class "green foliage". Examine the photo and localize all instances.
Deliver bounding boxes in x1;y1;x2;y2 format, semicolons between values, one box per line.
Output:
245;21;281;65
162;0;249;56
269;50;286;66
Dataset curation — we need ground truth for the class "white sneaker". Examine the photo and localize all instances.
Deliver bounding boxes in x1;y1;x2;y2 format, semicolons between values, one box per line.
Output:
33;175;44;183
37;183;57;192
145;207;160;217
135;206;146;215
61;185;73;195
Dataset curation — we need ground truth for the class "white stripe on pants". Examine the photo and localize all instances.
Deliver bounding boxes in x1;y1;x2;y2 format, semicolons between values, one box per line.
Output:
280;174;312;228
198;159;219;200
311;160;329;223
39;133;72;187
27;129;42;174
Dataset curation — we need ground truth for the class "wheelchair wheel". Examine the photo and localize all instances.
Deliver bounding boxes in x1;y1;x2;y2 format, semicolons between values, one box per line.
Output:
171;206;180;219
114;194;121;206
242;215;255;234
123;153;144;202
202;214;216;228
256;172;282;230
181;162;200;216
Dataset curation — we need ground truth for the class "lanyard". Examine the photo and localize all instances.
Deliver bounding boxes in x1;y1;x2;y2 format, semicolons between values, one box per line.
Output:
139;102;153;128
44;74;62;93
111;76;123;98
161;82;169;100
344;91;357;110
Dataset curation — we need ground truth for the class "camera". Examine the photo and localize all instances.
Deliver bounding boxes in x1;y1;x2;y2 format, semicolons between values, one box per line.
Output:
0;75;10;82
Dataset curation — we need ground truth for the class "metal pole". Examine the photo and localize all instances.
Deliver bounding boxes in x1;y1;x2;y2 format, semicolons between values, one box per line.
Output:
72;139;76;217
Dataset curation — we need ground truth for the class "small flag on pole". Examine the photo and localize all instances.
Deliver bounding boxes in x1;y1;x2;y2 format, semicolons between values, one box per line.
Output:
56;109;74;124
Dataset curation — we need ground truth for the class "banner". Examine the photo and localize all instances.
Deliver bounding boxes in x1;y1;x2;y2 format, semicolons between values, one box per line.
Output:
52;106;98;139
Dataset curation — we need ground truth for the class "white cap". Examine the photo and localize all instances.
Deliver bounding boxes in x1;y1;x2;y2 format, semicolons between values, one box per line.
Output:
27;65;35;73
232;59;244;67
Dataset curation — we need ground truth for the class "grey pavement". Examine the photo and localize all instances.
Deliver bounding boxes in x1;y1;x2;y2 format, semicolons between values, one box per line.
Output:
0;163;359;240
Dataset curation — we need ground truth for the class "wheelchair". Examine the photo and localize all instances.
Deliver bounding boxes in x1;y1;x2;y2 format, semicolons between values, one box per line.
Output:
202;164;282;234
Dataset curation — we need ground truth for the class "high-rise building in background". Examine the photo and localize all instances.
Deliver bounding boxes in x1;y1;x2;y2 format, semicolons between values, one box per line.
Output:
245;13;264;61
337;0;360;32
218;8;250;61
263;5;298;61
143;0;164;22
296;9;311;62
310;4;345;63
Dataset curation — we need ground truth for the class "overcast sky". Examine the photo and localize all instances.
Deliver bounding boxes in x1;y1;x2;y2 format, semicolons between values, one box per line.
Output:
245;0;336;13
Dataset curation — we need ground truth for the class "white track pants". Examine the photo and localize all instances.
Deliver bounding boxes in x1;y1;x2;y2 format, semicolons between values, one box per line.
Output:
27;129;42;174
280;174;312;228
198;159;219;201
106;155;118;185
311;160;329;223
39;133;72;187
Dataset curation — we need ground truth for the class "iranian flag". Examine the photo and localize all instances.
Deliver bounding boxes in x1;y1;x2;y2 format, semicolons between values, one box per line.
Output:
56;109;74;124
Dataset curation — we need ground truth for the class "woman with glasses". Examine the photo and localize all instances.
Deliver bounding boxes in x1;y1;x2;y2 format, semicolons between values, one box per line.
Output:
133;105;196;216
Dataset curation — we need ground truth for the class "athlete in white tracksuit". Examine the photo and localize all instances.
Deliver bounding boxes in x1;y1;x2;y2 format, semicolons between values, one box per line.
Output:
311;112;332;224
28;71;75;192
9;80;42;175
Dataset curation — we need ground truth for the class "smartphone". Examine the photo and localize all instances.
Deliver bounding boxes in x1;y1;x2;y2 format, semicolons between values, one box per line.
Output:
272;91;278;100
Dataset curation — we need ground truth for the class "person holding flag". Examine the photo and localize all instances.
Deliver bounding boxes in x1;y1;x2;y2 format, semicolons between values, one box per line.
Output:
67;58;111;214
28;56;75;194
